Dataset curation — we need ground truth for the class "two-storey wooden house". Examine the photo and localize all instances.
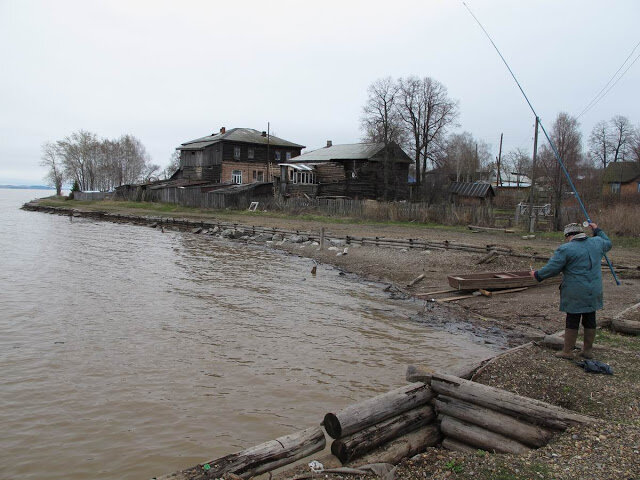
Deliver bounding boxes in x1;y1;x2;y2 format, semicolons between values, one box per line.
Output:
174;127;305;184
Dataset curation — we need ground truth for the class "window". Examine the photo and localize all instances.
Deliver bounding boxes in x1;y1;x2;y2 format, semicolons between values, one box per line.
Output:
275;150;281;161
611;182;621;194
248;148;254;159
256;171;264;181
234;146;241;159
252;170;257;180
285;151;291;161
232;170;242;184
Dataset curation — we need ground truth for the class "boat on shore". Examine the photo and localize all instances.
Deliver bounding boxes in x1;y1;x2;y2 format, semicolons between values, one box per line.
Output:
447;270;558;291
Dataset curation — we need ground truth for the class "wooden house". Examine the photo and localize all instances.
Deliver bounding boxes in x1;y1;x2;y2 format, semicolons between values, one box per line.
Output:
603;161;640;199
173;127;305;184
448;181;495;206
278;141;411;200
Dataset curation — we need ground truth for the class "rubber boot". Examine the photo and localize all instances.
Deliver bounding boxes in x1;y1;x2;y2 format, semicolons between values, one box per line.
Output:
581;328;596;359
555;328;579;359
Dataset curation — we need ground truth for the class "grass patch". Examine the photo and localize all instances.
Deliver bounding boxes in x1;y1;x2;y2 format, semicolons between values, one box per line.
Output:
596;329;640;352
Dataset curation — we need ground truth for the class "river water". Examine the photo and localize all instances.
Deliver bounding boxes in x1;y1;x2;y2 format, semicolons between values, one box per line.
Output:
0;189;499;479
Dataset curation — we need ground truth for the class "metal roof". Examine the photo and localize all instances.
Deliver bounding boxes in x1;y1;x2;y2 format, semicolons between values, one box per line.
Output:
279;163;314;171
448;182;495;198
287;142;410;163
178;128;305;150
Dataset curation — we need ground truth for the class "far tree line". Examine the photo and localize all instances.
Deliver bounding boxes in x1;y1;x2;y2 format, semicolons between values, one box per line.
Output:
360;76;640;226
40;130;161;196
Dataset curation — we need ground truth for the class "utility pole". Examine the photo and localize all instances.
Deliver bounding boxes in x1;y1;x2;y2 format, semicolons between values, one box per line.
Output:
496;133;503;186
266;122;271;181
528;117;539;233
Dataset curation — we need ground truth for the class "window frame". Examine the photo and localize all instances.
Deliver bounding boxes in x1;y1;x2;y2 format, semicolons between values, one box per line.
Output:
232;169;242;184
234;146;241;160
248;148;255;159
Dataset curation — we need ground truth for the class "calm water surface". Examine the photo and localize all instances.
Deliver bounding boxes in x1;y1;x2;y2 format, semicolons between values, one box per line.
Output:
0;189;499;479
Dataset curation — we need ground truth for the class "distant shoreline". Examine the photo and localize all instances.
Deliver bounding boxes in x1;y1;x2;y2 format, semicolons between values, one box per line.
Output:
0;185;55;190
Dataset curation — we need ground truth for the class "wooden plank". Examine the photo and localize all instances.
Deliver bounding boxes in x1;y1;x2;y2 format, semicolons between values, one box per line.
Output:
414;288;459;298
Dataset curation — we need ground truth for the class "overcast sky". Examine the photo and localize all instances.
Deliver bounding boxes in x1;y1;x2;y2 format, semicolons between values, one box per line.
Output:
1;0;639;185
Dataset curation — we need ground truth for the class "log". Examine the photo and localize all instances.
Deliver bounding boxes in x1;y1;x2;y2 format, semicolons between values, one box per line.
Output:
405;362;485;384
349;425;440;467
611;318;640;335
407;274;426;287
434;396;554;447
477;250;498;265
323;383;434;439
154;426;325;480
439;415;530;454
442;438;480;453
430;373;596;430
331;405;435;464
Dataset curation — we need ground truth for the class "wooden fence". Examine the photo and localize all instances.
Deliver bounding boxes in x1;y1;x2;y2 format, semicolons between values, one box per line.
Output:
275;198;494;226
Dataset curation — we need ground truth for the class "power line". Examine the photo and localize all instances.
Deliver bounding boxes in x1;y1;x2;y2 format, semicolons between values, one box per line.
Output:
576;40;640;119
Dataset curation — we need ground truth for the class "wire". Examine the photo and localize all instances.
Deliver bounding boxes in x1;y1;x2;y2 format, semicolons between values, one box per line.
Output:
577;40;640;119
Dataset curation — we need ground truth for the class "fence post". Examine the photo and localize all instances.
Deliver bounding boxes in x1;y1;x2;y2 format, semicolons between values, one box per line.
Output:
409;238;413;249
346;235;350;245
320;227;325;250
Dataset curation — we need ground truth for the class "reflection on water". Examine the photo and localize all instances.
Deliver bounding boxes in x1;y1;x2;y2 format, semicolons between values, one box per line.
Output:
0;190;499;480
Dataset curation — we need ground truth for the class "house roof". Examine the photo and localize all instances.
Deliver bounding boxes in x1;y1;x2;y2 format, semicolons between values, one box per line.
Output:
603;161;640;183
178;128;305;150
288;142;411;163
449;181;495;198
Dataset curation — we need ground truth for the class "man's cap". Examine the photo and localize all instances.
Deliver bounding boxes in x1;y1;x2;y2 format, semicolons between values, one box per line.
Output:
563;223;584;236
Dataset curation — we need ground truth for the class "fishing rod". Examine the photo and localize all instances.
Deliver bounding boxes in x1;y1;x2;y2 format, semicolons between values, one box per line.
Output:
462;2;620;285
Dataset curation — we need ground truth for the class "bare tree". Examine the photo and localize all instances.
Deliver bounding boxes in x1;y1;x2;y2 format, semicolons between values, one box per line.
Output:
587;120;610;169
52;130;154;191
632;126;640;162
361;77;403;200
438;132;491;182
397;76;458;195
609;115;635;163
40;142;65;195
163;151;181;179
503;148;532;185
538;112;582;230
57;130;101;191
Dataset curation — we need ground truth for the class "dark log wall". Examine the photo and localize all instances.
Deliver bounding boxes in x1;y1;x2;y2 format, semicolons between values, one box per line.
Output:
287;184;318;197
315;162;345;183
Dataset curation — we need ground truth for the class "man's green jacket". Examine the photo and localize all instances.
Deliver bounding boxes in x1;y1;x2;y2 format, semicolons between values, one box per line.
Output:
534;229;612;313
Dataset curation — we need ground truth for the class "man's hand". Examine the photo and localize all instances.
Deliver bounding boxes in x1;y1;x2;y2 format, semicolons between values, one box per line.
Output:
529;269;536;279
588;222;598;230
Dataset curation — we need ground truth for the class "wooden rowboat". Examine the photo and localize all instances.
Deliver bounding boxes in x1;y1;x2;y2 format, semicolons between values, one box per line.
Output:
447;270;552;291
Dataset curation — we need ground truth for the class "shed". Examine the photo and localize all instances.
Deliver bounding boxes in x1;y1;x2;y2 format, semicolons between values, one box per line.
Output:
448;182;495;205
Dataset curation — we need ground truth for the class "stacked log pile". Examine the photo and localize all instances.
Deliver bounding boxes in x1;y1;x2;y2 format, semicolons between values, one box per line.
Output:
430;373;596;454
324;382;440;465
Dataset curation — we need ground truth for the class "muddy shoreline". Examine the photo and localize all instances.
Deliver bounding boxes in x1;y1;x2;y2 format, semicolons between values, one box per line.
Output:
23;200;640;348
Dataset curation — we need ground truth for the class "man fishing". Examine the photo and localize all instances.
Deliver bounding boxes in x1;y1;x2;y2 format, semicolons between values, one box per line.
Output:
530;222;612;359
